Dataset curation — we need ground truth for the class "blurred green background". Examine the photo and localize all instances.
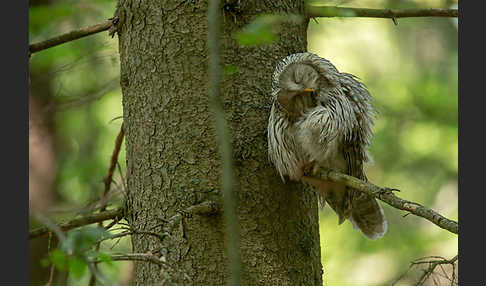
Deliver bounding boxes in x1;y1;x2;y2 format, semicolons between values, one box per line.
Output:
29;0;458;285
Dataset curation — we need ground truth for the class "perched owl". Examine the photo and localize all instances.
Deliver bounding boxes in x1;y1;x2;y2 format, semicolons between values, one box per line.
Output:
267;52;387;240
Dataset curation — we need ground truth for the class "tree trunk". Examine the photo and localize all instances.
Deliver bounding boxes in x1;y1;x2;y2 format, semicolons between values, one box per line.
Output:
117;0;322;284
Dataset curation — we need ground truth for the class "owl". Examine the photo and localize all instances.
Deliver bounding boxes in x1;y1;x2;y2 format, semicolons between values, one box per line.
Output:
267;52;387;240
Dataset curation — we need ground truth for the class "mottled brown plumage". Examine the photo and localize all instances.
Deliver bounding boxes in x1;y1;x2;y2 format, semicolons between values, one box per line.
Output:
267;52;387;240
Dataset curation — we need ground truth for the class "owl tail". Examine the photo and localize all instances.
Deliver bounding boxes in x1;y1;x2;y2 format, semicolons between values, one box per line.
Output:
303;176;387;240
304;177;353;225
348;190;387;240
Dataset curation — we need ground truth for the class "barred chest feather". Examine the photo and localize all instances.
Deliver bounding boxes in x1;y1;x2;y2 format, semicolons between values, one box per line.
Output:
296;126;348;174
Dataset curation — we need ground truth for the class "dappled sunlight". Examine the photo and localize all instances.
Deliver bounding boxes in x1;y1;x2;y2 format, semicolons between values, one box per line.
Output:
346;252;398;285
308;19;400;78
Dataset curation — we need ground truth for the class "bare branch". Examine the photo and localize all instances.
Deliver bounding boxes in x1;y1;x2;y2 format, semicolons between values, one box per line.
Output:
102;124;125;208
45;264;55;286
160;201;219;232
306;169;458;234
105;253;166;267
90;127;125;286
414;256;458;286
28;6;458;55
85;259;117;286
29;208;124;240
31;211;67;242
391;255;458;286
150;201;219;244
307;6;458;19
49;78;120;112
29;18;118;55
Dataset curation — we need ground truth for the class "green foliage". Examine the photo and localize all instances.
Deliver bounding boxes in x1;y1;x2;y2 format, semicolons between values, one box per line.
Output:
223;64;240;77
44;227;114;280
235;15;280;46
29;4;74;38
95;252;115;267
68;256;87;279
61;227;110;255
235;14;303;46
48;249;69;271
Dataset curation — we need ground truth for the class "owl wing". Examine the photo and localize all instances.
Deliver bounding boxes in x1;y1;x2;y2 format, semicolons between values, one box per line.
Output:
339;73;375;156
339;73;373;180
339;73;387;240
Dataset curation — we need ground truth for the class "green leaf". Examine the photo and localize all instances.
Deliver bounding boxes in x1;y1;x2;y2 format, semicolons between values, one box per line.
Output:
62;226;110;255
235;15;282;46
223;65;240;77
49;249;68;271
29;4;75;38
235;14;303;46
40;258;51;268
95;252;114;267
68;256;87;279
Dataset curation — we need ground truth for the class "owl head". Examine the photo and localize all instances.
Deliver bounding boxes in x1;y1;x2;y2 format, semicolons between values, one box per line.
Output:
272;53;340;117
274;62;320;117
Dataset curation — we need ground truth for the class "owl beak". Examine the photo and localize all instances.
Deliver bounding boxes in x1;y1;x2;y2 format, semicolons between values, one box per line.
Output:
303;88;313;94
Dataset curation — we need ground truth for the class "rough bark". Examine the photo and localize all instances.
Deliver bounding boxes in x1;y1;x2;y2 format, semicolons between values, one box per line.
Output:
117;0;322;285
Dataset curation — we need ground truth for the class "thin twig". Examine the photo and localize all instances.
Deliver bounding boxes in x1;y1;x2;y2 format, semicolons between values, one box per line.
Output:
33;215;58;286
208;1;242;285
159;201;219;232
92;253;165;267
102;124;125;210
49;77;120;112
103;216;121;231
90;124;125;286
29;19;116;55
29;208;124;239
306;6;458;19
31;211;67;242
34;212;118;286
116;162;128;195
45;264;55;286
306;169;458;234
413;255;458;286
97;228;172;244
391;255;458;286
85;258;118;286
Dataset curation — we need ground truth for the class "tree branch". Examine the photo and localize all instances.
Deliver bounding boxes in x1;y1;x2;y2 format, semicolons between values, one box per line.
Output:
412;255;458;286
29;17;118;55
107;253;166;267
307;6;458;19
93;252;185;276
28;6;458;55
29;208;124;239
161;201;219;232
90;124;125;286
101;124;125;208
391;255;458;286
305;169;458;234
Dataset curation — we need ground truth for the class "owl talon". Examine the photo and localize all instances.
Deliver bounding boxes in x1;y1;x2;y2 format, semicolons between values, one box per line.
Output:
315;168;333;179
379;187;400;195
337;215;346;225
311;164;321;176
302;162;316;176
